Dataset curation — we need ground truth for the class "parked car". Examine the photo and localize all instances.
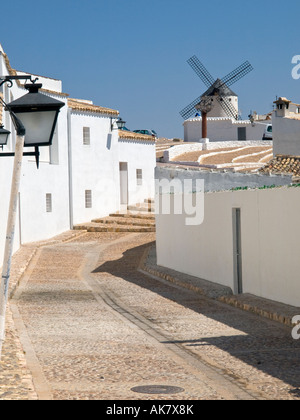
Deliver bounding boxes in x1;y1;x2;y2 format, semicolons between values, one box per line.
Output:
133;129;158;138
262;124;272;140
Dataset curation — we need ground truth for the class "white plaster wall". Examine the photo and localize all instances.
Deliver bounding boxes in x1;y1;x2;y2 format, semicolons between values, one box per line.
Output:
118;139;156;205
0;96;70;262
16;71;63;94
18;100;70;243
69;111;120;224
156;186;300;307
206;96;238;118
273;111;300;156
184;118;269;143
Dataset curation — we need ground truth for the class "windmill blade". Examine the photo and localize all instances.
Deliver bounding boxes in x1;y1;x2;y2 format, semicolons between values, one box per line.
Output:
187;56;215;88
216;96;239;120
180;95;203;120
220;61;253;87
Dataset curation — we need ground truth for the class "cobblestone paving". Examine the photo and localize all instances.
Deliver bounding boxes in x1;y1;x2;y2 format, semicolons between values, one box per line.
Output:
2;231;300;400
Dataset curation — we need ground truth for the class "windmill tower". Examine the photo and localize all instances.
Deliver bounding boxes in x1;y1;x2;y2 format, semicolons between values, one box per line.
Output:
180;56;253;140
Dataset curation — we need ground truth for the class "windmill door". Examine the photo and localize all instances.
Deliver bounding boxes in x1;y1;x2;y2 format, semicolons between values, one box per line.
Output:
237;127;247;141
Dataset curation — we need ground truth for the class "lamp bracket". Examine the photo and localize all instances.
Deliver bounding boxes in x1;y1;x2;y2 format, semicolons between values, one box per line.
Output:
0;146;40;168
0;75;39;89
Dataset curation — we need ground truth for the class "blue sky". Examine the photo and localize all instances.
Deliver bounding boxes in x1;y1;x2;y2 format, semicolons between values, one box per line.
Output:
2;0;300;138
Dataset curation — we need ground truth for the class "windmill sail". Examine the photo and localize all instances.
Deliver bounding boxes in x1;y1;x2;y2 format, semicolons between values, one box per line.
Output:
180;55;253;121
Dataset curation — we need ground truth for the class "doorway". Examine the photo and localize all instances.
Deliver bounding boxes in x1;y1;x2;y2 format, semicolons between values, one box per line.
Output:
232;208;243;294
119;162;128;206
237;127;247;141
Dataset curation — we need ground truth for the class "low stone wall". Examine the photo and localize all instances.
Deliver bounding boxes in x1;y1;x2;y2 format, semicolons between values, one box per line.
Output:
156;164;292;192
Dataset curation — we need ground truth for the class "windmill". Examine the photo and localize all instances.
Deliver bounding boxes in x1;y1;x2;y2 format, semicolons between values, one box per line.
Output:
180;55;254;139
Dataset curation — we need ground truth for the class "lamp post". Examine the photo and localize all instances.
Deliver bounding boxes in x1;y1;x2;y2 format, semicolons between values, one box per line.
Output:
0;79;65;357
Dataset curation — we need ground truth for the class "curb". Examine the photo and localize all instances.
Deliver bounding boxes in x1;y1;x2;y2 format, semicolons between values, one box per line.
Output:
141;245;300;328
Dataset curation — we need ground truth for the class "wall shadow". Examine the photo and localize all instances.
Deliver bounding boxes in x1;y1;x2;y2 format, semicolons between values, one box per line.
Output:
92;241;300;397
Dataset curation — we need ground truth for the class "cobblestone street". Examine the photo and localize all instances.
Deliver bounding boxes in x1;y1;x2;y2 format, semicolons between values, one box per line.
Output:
1;231;300;400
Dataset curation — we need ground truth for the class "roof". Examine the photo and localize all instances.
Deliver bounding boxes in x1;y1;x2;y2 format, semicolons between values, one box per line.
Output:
202;79;238;98
259;155;300;179
68;98;119;117
118;130;156;142
1;52;69;97
274;97;292;104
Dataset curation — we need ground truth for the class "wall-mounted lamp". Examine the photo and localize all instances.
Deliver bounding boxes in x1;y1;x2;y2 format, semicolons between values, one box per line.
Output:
0;82;65;167
0;124;10;149
111;117;126;131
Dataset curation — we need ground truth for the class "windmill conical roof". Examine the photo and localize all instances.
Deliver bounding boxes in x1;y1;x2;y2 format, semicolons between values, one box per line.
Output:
202;79;238;97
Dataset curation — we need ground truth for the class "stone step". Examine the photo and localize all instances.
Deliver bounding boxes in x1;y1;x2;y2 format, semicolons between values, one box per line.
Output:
91;216;155;227
127;205;155;213
144;198;155;204
74;222;155;233
109;212;155;220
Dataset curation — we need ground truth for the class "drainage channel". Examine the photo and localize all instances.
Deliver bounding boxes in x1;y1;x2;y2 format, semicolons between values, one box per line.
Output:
83;268;261;401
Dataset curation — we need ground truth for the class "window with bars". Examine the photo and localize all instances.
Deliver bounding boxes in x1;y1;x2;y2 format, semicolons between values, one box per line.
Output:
83;127;91;145
136;169;143;186
85;190;92;208
46;194;52;213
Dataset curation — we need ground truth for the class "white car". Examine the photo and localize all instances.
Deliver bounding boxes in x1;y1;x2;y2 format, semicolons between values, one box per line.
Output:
263;124;272;140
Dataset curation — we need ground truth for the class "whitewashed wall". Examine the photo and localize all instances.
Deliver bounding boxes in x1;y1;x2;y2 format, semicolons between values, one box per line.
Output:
184;117;270;143
273;110;300;156
0;95;70;260
68;110;120;224
118;139;156;205
156;186;300;307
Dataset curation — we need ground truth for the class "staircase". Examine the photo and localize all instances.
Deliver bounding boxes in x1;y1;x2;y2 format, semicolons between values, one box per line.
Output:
73;199;156;233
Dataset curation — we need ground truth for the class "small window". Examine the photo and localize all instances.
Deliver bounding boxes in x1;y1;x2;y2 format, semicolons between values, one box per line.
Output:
85;190;92;208
83;127;90;145
46;194;52;213
136;169;143;186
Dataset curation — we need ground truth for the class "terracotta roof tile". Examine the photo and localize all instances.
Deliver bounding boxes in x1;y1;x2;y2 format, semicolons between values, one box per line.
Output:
118;130;156;142
260;155;300;177
68;98;119;117
1;52;69;97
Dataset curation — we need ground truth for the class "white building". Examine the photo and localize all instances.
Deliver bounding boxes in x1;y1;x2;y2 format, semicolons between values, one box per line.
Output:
272;97;300;156
0;46;156;260
184;116;271;143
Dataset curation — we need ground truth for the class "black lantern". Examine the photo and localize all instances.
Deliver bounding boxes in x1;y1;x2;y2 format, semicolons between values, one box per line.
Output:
6;83;65;147
116;118;126;130
0;125;10;147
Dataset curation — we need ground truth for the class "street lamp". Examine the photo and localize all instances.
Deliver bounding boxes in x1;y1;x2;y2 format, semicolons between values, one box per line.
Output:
111;117;127;131
0;78;65;357
7;83;65;148
0;125;10;149
116;117;126;130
